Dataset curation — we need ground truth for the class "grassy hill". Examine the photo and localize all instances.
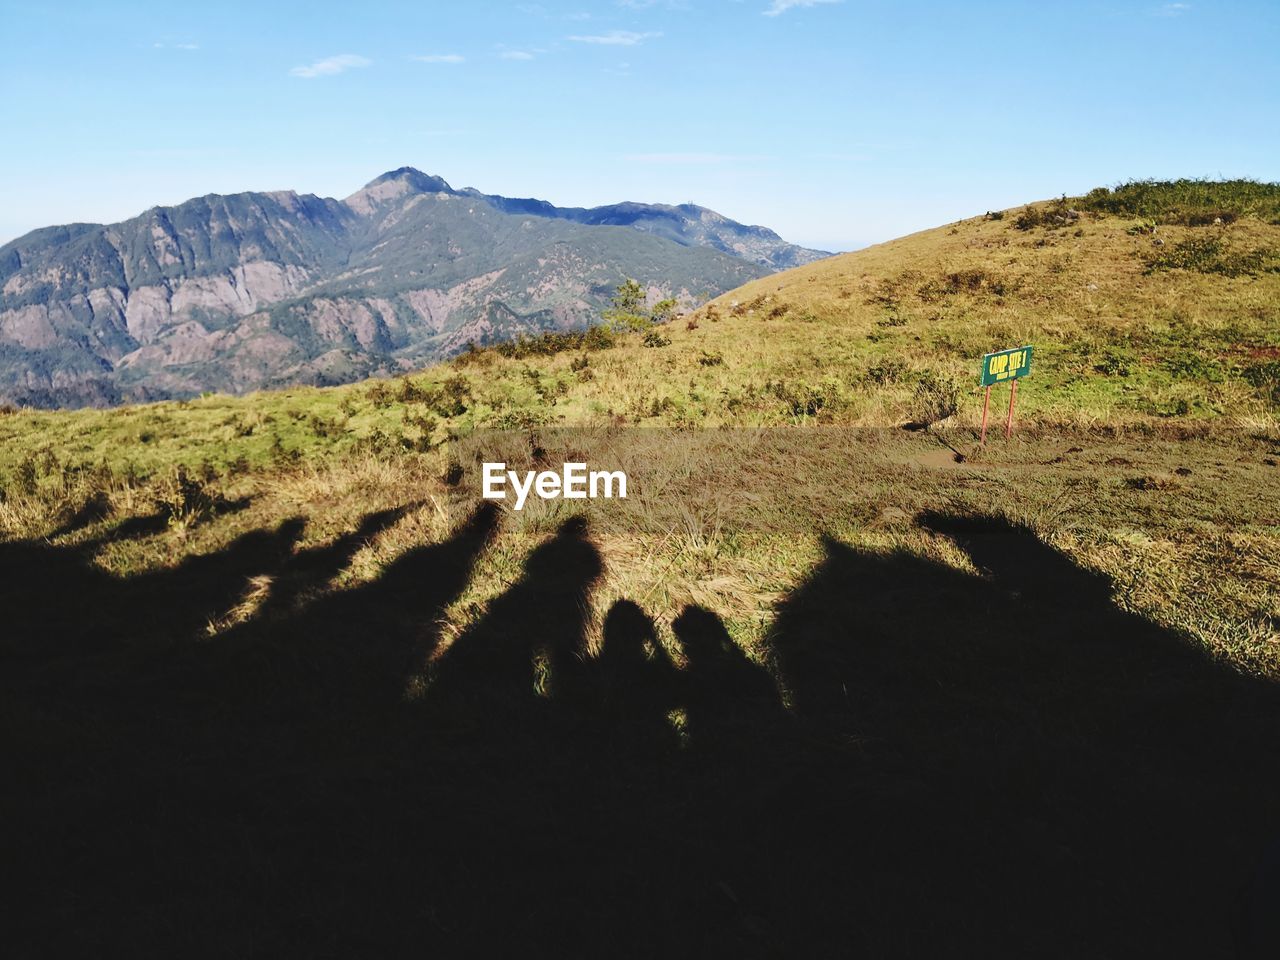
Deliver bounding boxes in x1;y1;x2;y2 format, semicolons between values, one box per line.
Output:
3;181;1279;956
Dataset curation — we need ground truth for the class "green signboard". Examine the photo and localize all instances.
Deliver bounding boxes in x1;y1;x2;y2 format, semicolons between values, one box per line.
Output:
980;345;1033;386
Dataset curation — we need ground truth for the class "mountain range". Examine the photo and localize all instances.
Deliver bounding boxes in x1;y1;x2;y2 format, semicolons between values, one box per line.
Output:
0;168;828;408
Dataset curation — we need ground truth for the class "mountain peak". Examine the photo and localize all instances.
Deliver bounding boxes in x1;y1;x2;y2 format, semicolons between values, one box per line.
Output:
366;167;454;194
345;167;455;215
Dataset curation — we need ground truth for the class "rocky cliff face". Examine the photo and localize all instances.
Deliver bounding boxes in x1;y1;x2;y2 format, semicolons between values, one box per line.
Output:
0;169;826;407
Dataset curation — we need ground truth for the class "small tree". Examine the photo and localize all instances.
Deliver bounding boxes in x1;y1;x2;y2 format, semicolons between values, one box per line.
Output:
651;298;678;325
604;278;653;333
602;280;685;334
612;278;647;314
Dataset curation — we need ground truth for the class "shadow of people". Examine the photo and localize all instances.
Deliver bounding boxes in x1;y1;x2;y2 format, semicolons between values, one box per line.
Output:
0;517;303;664
427;514;604;725
593;599;680;750
5;504;1279;959
204;500;503;713
2;501;503;960
675;604;784;738
248;503;418;621
761;514;1280;956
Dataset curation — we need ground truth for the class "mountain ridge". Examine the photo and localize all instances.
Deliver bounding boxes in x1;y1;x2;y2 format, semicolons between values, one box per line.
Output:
0;168;828;408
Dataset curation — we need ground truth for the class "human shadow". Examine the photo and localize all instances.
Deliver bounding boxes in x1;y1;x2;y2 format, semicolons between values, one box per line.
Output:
3;506;1279;959
0;516;301;664
761;513;1280;957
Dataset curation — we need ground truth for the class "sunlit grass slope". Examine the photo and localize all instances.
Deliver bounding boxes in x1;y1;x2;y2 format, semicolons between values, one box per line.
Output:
3;181;1278;486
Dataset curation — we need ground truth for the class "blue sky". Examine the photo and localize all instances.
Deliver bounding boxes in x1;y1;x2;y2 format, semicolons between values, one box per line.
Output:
1;0;1276;251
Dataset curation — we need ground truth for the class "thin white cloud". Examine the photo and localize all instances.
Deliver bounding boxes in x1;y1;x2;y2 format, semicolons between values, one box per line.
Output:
289;54;372;78
499;50;536;60
1156;2;1191;15
567;30;661;45
763;0;841;16
152;41;200;50
412;54;465;63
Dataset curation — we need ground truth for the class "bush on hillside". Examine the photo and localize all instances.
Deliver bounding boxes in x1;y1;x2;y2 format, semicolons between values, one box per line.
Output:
156;467;220;529
1095;350;1135;377
865;359;909;385
918;268;1008;301
1015;197;1080;231
1243;361;1280;405
1079;179;1280;225
642;330;671;348
909;372;960;428
1144;237;1279;277
767;377;845;419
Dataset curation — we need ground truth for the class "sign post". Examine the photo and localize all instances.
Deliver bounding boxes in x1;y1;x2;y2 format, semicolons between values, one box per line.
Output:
1006;378;1018;438
979;345;1033;445
980;384;992;446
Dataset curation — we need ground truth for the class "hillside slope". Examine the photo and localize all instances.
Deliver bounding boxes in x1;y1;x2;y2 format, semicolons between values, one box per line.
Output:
3;181;1278;475
0;168;826;408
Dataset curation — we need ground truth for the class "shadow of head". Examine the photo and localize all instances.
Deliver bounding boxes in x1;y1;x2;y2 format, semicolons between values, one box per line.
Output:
521;514;603;594
673;604;782;718
600;599;660;674
916;509;1112;606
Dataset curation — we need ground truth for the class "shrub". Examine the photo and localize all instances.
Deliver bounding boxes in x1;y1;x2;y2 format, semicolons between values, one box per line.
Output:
1163;352;1223;382
865;359;909;385
1242;361;1280;405
697;350;724;367
651;298;679;325
1015;197;1079;231
309;414;341;438
1015;206;1043;231
1078;179;1280;225
642;330;672;348
767;378;843;418
583;325;616;350
270;435;302;467
909;372;960;427
1144;237;1278;277
1095;350;1134;377
433;375;472;417
919;268;1007;301
876;314;909;327
157;467;218;528
366;380;395;408
13;455;39;497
